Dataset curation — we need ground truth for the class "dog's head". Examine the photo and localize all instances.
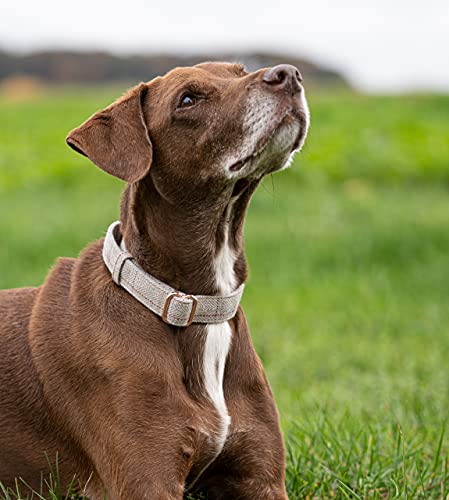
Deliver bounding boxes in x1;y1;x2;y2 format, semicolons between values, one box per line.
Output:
67;62;309;198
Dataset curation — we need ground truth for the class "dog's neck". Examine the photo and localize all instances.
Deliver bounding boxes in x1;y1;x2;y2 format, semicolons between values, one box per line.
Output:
119;176;259;296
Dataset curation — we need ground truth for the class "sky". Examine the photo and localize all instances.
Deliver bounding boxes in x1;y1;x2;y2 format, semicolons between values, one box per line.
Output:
1;0;448;92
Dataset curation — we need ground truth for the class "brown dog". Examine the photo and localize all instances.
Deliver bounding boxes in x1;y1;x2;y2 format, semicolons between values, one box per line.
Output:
0;62;309;499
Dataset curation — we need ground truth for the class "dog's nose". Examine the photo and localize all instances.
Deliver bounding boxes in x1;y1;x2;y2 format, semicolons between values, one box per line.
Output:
262;64;303;94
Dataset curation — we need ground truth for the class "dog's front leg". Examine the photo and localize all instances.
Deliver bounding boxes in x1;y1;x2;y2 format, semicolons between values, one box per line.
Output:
191;427;289;500
86;473;185;500
84;441;191;500
78;410;198;500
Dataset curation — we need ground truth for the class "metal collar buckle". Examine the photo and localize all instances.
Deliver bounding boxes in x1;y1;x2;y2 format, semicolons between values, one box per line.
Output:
162;292;198;327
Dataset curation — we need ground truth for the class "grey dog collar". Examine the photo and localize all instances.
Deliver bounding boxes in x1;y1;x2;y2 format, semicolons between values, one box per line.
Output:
102;222;244;327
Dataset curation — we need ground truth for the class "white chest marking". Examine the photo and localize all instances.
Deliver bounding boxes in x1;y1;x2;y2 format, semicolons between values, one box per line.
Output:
214;199;237;296
214;243;237;296
203;322;232;451
203;205;237;452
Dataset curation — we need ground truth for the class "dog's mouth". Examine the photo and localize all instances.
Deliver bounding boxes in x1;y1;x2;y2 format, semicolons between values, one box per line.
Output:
229;108;308;174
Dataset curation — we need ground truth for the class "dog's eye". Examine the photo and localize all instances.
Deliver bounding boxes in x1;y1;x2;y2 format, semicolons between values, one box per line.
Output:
178;93;198;108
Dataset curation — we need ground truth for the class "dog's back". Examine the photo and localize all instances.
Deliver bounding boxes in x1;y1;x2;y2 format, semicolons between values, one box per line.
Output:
0;287;48;485
0;263;86;492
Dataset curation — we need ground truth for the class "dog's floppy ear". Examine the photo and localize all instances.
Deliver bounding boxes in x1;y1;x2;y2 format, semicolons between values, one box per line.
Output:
66;83;152;183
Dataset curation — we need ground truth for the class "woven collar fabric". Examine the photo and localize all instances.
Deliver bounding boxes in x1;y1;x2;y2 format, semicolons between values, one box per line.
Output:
102;221;244;327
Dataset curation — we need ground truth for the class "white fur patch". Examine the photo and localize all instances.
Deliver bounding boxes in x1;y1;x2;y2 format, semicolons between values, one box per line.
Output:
214;200;237;296
296;91;310;152
187;319;233;490
203;322;232;452
202;205;237;454
214;243;236;296
224;88;310;179
224;92;278;174
278;92;310;172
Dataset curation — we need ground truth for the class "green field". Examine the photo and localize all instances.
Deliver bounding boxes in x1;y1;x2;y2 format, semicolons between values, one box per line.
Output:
1;88;449;499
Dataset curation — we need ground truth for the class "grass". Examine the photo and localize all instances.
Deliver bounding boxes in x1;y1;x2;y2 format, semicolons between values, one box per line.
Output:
1;87;449;498
0;454;91;499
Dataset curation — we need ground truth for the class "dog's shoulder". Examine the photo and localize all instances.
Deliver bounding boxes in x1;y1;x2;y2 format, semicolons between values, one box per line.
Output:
0;287;40;347
0;286;40;313
28;239;105;331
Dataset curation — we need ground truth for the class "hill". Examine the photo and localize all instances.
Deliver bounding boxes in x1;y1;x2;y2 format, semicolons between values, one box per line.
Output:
0;49;347;87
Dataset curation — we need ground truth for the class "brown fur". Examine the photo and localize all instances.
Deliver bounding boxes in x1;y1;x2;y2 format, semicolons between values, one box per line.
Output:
0;62;307;499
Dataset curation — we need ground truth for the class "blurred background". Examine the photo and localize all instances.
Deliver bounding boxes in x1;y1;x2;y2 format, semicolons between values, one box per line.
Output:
1;1;449;497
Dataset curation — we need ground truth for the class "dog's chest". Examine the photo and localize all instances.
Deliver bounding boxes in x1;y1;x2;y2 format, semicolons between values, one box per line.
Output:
202;322;232;451
185;239;237;489
202;234;236;450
